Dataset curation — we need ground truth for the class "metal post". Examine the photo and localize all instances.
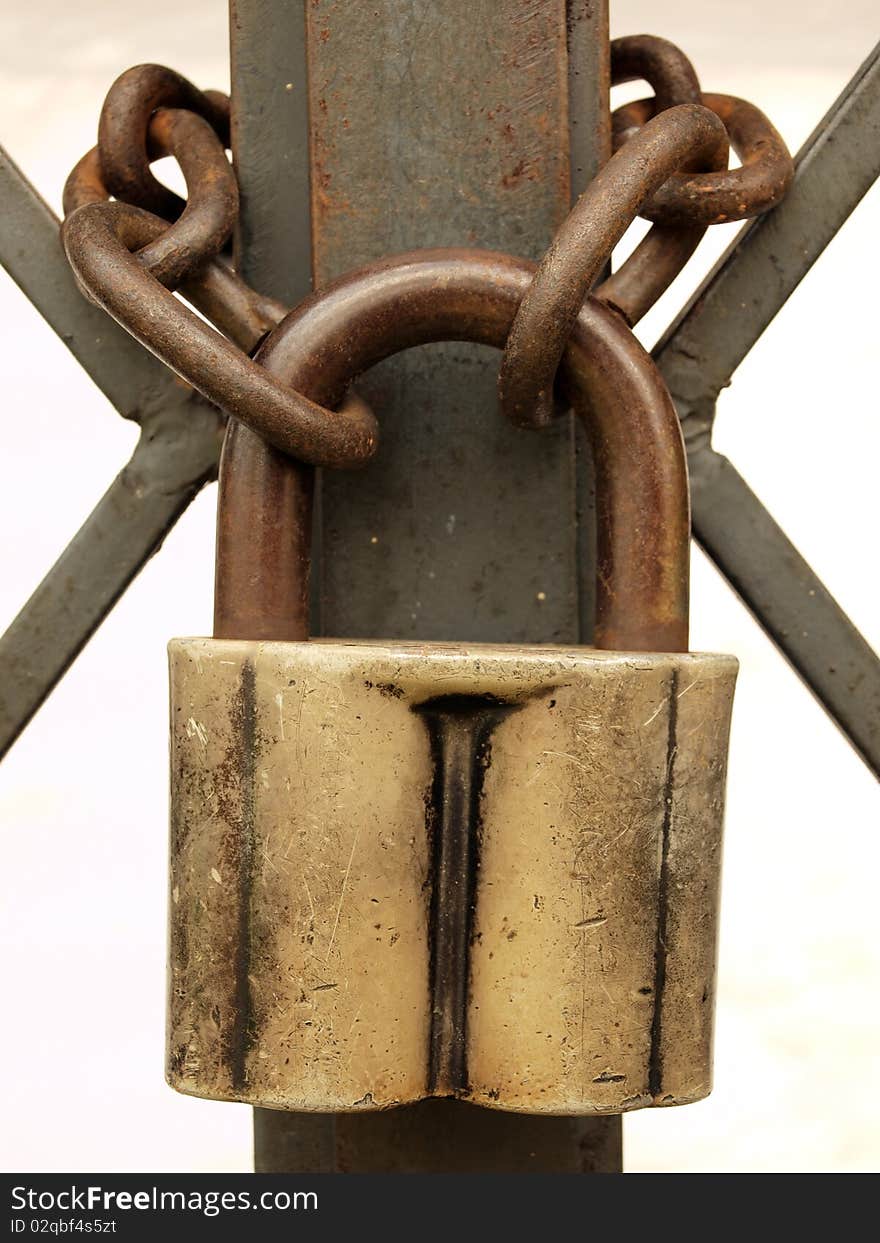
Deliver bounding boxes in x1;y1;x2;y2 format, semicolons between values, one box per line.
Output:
231;0;618;1173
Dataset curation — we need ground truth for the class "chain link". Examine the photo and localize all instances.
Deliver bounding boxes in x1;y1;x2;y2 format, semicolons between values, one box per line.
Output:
612;92;794;225
60;38;794;461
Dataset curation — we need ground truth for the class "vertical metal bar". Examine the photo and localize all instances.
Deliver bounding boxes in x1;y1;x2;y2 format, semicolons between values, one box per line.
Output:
567;1;611;640
307;0;579;648
231;0;618;1172
229;0;313;308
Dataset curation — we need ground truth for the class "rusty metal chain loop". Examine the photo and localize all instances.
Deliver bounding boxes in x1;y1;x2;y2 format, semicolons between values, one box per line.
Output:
498;44;794;429
64;168;285;357
62;65;376;467
62;201;379;469
97;64;230;221
596;34;720;326
499;102;730;429
61;38;794;466
65;108;239;290
63;107;288;353
612;92;795;225
609;34;701;112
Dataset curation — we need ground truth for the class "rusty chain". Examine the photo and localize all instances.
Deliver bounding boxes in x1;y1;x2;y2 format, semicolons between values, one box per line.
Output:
60;35;794;468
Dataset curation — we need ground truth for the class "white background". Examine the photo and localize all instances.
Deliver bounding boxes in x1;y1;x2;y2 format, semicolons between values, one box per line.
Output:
0;1;877;1173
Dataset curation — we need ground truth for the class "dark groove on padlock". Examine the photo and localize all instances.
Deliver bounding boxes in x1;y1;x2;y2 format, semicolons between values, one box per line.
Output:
415;694;517;1096
229;655;257;1091
648;669;679;1098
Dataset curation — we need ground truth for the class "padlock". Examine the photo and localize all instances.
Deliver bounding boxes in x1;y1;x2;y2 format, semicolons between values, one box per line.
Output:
167;251;736;1116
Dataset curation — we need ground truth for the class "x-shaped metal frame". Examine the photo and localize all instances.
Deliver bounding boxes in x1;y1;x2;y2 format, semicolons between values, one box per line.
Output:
1;42;878;776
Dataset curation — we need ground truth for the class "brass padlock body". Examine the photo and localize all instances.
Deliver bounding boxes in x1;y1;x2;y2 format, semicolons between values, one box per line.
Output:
168;637;736;1115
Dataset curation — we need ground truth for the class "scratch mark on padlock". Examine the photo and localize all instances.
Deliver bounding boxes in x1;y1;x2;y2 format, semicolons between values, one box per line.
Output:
301;875;316;921
229;656;257;1093
185;717;208;748
540;748;590;772
577;878;589;1063
325;824;362;964
274;691;285;740
260;841;282;877
648;671;679;1099
676;678;698;700
573;915;606;929
641;701;665;728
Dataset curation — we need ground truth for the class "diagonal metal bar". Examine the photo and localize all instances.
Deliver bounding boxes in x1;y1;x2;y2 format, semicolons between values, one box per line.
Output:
654;43;880;778
656;40;880;405
688;442;879;775
1;146;202;417
0;148;223;758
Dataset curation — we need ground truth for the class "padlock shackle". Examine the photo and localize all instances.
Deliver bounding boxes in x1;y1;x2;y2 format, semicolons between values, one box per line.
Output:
214;249;689;653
